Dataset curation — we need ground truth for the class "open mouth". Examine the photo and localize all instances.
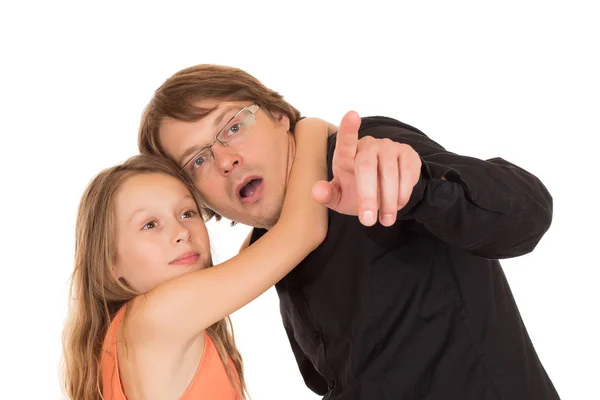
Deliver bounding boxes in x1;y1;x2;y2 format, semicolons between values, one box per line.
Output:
238;178;263;203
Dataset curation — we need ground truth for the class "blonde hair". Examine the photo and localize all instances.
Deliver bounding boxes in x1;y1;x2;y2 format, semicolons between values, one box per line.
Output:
138;63;302;221
62;155;246;399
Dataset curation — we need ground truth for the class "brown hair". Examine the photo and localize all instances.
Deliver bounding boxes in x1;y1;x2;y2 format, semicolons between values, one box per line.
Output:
62;155;246;399
138;64;302;221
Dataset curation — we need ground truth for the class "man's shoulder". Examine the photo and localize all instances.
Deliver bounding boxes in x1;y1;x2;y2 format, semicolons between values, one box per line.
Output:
326;115;430;157
248;227;267;245
352;116;446;153
359;116;427;137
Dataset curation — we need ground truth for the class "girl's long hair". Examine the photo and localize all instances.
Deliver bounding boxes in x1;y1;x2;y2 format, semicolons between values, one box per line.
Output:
62;155;246;399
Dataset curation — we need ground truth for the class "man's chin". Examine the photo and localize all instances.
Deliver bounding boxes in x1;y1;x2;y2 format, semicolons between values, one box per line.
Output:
211;195;283;229
244;205;281;230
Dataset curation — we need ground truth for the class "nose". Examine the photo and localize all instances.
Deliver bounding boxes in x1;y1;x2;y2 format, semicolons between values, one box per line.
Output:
212;144;242;176
174;222;191;244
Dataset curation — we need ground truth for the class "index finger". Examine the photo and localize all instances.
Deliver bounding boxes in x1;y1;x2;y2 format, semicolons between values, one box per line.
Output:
332;111;361;171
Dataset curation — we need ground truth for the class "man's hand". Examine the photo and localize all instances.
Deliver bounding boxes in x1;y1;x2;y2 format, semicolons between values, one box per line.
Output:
312;111;422;227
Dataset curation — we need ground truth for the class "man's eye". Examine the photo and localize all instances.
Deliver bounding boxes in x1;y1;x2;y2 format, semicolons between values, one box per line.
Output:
193;156;205;167
228;123;241;134
190;153;210;171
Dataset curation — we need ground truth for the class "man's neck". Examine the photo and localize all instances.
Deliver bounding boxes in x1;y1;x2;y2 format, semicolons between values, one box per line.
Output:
263;123;335;230
259;132;295;231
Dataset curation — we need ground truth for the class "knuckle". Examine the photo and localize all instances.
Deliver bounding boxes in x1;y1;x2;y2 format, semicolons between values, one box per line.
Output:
358;136;379;150
356;157;377;169
400;153;420;168
361;136;376;144
397;143;415;154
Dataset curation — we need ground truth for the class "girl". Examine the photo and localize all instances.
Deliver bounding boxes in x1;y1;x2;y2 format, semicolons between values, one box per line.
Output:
62;117;330;399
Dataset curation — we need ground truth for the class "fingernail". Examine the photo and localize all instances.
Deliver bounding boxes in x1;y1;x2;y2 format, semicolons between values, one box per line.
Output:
361;210;376;226
382;214;395;226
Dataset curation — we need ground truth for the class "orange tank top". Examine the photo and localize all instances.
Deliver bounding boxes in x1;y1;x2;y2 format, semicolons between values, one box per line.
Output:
101;305;241;399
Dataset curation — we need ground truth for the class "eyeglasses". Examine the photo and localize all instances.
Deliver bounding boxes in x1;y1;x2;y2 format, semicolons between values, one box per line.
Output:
181;104;259;180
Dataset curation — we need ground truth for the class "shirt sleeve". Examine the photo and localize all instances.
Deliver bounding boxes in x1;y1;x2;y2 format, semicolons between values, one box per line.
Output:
353;118;553;259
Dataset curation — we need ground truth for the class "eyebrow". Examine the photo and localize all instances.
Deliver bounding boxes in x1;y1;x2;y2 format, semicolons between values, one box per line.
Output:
126;195;195;224
177;105;238;167
128;208;147;224
213;106;238;130
178;145;202;168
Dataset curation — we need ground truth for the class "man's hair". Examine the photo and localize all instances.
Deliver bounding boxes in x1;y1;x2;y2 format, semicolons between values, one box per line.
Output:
138;64;302;221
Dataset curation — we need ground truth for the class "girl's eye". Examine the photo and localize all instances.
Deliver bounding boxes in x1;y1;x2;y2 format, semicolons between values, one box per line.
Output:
181;210;197;219
142;221;157;230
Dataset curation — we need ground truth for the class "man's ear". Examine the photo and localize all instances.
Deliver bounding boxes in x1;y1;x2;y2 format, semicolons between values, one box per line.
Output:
272;111;290;131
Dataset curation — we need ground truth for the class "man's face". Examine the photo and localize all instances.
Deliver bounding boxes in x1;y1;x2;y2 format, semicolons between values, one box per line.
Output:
159;100;292;228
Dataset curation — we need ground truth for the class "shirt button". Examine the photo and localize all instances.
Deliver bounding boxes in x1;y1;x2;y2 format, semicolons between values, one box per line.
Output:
328;380;336;390
313;330;321;338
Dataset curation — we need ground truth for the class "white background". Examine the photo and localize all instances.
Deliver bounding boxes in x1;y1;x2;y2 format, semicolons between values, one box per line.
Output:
1;1;598;399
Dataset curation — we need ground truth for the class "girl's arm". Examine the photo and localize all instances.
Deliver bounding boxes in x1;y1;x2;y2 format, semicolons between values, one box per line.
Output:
130;118;330;343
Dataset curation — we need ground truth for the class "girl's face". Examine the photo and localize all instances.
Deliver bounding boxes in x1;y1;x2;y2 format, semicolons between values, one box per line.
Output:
113;173;211;293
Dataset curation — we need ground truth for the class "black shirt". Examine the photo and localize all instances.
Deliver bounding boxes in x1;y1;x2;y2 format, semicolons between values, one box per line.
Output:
249;116;559;400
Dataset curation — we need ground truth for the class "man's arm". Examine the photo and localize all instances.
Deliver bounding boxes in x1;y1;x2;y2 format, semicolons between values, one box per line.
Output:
357;118;553;259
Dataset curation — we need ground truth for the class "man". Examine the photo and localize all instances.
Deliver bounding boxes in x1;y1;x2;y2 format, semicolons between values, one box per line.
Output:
138;64;559;399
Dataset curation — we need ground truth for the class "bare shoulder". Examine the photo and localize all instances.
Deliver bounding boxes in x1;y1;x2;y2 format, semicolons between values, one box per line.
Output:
123;295;205;346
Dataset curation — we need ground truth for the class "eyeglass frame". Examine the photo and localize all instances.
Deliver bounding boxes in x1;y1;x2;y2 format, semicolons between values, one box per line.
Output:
180;104;260;176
